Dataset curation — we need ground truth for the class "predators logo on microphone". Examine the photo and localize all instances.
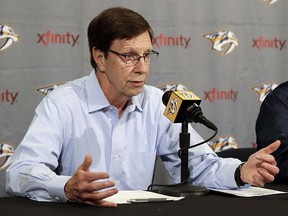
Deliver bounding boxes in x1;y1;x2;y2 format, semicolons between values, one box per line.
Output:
252;83;278;102
0;25;19;51
263;0;279;6
0;142;14;169
164;91;201;122
167;97;178;116
203;31;239;55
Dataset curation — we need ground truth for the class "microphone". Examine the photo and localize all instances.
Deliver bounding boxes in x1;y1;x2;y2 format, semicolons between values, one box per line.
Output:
162;90;217;131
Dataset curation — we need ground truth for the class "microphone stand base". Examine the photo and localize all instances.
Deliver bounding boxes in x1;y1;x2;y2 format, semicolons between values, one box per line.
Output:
159;184;209;197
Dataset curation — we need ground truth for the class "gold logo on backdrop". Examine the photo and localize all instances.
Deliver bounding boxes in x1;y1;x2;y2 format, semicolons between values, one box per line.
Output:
263;0;279;6
157;83;188;92
203;30;239;55
207;136;239;152
252;83;278;102
0;142;14;169
35;83;65;95
0;25;19;51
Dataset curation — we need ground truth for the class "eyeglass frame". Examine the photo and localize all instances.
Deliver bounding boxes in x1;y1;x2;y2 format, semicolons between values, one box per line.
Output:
107;49;159;66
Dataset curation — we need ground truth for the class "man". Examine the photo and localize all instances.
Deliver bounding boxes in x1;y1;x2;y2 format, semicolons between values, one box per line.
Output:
256;81;288;184
6;7;280;208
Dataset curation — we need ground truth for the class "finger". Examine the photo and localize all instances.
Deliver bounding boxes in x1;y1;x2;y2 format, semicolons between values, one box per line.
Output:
80;154;93;172
259;162;279;176
260;140;281;155
85;200;117;208
255;154;277;165
85;172;111;182
91;179;116;191
82;187;118;201
95;200;117;208
258;168;276;183
252;175;265;187
80;179;116;193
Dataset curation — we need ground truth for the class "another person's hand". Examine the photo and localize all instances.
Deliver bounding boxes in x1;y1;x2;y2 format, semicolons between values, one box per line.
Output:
241;140;280;187
64;154;118;207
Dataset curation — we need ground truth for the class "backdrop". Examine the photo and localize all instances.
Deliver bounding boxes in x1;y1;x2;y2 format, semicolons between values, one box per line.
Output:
0;0;287;196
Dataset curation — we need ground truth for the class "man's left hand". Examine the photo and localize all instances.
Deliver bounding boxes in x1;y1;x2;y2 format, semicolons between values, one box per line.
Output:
240;140;280;187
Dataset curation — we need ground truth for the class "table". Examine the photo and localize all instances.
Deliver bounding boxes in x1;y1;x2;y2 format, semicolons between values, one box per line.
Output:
2;184;288;216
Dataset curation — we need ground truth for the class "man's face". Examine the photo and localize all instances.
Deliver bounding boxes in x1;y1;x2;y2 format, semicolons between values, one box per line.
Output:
100;31;152;99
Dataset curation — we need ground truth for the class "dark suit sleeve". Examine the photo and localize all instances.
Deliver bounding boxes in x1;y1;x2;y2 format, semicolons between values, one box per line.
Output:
256;81;288;184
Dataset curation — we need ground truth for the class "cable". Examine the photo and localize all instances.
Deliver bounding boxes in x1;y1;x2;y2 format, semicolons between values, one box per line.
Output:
147;127;218;191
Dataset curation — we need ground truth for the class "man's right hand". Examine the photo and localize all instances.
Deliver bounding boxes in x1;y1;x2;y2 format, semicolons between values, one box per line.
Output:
64;154;118;207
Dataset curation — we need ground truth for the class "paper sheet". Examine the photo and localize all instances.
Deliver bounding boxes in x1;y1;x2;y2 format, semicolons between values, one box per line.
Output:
210;186;287;197
103;190;185;204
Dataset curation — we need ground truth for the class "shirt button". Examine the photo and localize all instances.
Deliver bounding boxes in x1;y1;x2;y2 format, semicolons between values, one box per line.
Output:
113;154;120;159
55;196;60;201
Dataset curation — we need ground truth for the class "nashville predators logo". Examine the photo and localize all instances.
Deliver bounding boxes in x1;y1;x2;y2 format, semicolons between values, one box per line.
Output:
0;142;14;169
263;0;279;6
252;83;278;102
207;136;239;153
167;98;178;115
36;82;64;95
158;83;187;92
203;31;239;55
179;91;196;99
0;25;19;51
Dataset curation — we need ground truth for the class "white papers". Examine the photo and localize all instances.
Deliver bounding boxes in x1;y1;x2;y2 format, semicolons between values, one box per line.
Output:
103;190;185;204
210;186;287;197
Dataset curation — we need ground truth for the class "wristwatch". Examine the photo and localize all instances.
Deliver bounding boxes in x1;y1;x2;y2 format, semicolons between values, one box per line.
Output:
234;162;246;187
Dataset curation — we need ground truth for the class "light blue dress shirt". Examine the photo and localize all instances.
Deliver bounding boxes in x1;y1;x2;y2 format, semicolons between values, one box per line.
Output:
6;71;242;202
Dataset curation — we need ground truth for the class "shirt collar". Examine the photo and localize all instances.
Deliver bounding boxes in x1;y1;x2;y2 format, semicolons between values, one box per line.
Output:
85;70;143;113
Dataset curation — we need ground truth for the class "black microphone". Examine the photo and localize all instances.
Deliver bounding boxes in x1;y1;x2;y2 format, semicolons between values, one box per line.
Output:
162;90;217;131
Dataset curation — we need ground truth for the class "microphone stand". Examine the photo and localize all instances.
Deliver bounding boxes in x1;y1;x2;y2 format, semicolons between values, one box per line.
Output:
159;120;209;196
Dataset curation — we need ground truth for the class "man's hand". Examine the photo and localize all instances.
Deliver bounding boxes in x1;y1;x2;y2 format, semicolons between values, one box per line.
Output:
64;154;118;207
240;140;280;187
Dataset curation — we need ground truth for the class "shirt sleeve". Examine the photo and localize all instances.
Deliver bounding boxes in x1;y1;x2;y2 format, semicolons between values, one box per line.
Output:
6;95;71;202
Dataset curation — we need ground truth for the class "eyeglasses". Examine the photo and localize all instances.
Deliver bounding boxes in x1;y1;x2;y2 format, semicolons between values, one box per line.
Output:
107;49;159;66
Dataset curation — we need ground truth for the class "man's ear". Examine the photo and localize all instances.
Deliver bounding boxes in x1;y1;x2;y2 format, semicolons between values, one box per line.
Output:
93;48;105;72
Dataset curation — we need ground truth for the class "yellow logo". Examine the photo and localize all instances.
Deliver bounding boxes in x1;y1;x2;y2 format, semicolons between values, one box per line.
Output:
208;136;239;152
167;98;178;116
0;25;19;51
0;142;14;169
35;83;64;95
203;31;239;55
263;0;279;6
157;83;187;92
252;83;278;102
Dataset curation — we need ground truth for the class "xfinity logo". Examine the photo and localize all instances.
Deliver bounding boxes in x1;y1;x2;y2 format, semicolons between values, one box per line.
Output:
37;30;80;47
153;34;191;49
1;90;18;105
253;36;286;51
204;88;238;103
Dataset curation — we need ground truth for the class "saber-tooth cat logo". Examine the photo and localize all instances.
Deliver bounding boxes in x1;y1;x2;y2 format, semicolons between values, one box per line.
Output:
253;83;278;102
0;142;14;169
0;25;19;51
203;31;239;55
36;83;64;95
207;136;239;153
263;0;279;6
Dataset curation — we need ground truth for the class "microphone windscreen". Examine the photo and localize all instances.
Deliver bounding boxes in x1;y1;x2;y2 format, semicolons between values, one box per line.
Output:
162;91;173;106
